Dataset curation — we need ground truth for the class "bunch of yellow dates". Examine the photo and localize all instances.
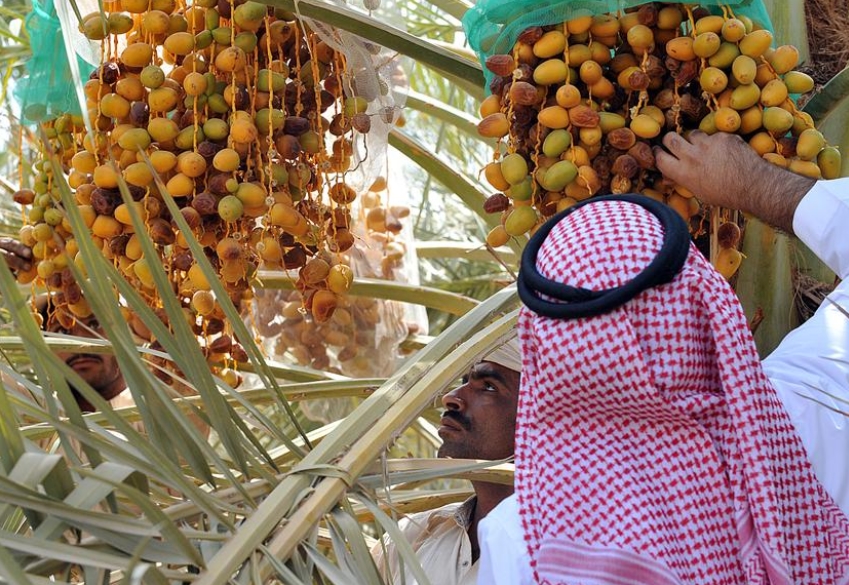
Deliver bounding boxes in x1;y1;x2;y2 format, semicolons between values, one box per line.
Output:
477;2;838;279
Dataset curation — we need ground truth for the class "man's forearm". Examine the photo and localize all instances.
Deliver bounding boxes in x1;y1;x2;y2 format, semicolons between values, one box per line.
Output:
656;131;816;234
742;163;815;235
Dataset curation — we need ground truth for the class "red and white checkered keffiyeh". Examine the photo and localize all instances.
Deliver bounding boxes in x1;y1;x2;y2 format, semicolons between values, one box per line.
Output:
516;198;849;585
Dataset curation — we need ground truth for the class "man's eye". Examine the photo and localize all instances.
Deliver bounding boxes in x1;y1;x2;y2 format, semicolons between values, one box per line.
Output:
483;382;497;392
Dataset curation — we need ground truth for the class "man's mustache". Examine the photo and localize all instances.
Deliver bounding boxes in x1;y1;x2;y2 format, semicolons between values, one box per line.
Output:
441;410;471;430
66;353;102;366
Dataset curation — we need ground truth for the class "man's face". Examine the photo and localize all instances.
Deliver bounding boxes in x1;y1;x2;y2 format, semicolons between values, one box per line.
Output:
46;311;125;407
437;361;520;461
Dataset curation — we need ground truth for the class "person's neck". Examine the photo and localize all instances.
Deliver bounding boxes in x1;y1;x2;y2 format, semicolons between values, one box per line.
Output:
468;481;514;563
472;480;513;520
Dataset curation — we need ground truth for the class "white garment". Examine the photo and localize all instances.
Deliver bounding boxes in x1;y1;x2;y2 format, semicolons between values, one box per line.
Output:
763;178;849;510
475;494;531;585
477;179;849;584
372;498;479;585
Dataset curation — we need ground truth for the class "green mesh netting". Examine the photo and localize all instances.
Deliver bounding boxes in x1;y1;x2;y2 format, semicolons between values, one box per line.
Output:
463;1;774;91
13;0;95;124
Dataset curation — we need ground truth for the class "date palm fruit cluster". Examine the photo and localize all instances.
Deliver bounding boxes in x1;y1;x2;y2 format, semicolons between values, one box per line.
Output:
477;2;839;279
714;220;743;279
14;0;397;382
253;181;413;375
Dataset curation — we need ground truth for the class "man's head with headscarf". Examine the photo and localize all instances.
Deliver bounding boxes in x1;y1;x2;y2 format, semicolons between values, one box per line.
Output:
437;335;521;461
479;335;522;373
515;195;849;584
37;294;125;411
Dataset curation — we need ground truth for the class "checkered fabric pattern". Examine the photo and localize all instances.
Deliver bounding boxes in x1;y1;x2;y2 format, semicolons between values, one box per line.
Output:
516;199;849;585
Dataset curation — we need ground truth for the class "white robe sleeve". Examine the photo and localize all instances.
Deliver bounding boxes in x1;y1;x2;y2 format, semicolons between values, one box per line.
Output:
763;178;849;513
792;179;849;280
476;495;533;585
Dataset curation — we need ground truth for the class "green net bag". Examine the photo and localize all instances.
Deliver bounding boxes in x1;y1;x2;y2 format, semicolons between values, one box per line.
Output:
463;0;773;90
13;0;96;124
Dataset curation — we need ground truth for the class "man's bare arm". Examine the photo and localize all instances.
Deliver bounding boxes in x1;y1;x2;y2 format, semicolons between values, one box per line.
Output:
655;131;816;235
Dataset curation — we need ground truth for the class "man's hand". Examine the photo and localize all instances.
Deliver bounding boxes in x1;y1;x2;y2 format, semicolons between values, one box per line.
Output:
0;237;33;274
655;131;816;234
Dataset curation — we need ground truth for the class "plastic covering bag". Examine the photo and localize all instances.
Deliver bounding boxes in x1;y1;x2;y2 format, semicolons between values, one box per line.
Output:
251;183;424;424
299;0;409;196
249;0;424;424
13;0;97;123
463;0;773;89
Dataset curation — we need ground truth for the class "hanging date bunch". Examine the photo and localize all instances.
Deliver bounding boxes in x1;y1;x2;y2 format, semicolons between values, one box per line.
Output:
14;118;91;320
13;0;405;382
465;0;840;279
253;181;414;379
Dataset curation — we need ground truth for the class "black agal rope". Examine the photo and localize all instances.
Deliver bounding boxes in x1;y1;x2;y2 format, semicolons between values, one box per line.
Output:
518;194;691;319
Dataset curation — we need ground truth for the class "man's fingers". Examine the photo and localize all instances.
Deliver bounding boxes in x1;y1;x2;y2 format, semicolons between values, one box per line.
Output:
0;239;32;259
0;251;30;273
12;259;31;272
0;237;34;273
15;243;32;260
654;149;681;180
687;130;712;146
661;131;690;157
